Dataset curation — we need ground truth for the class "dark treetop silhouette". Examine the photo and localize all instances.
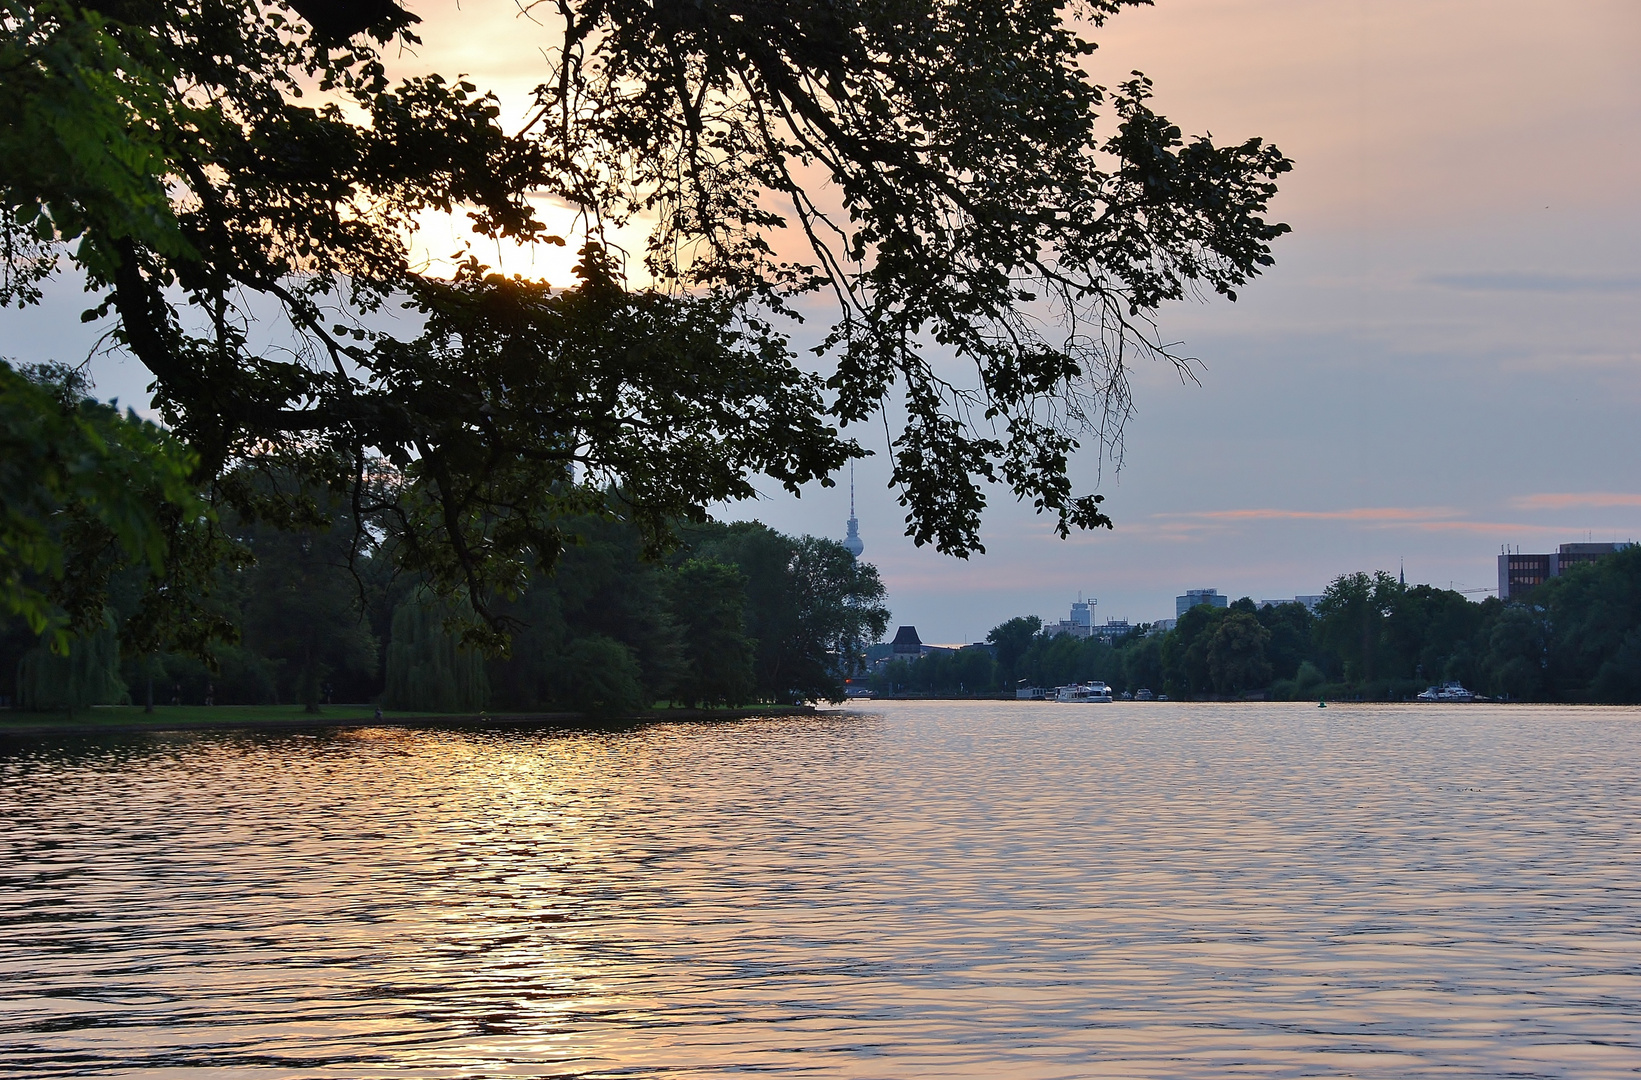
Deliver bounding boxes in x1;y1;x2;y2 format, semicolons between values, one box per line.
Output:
1;0;1289;645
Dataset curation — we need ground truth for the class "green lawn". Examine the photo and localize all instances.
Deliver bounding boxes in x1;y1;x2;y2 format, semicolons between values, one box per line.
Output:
0;704;438;730
0;702;813;732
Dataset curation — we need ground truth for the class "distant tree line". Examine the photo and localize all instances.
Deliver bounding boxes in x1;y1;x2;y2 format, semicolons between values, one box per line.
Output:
2;488;888;715
871;549;1641;703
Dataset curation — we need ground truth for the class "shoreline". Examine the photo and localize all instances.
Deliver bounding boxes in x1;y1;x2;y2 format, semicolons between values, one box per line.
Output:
0;704;820;738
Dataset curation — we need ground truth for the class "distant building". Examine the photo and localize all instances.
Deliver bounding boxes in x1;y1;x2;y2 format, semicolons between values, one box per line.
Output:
1176;589;1229;619
1258;595;1324;614
873;626;960;668
842;466;864;559
1498;542;1634;599
1090;619;1134;643
1046;595;1098;639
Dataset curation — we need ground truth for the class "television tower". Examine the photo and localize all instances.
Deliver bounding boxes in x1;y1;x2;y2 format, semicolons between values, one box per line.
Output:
843;464;864;558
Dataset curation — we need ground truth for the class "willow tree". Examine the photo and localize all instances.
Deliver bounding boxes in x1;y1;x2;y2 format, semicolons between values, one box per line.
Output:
16;618;126;710
1;0;1290;641
383;592;489;712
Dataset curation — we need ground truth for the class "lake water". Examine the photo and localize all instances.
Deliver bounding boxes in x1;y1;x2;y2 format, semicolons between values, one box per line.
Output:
3;702;1641;1078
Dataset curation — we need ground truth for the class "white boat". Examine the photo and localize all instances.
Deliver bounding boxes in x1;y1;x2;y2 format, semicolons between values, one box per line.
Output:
1055;682;1113;703
1416;681;1476;703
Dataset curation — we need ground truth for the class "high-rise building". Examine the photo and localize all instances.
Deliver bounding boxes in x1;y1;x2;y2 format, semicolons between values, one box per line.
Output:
1176;589;1229;619
1047;595;1098;638
1498;542;1633;599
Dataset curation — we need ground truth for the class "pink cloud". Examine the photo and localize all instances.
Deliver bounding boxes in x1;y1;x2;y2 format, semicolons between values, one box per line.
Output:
1509;492;1641;511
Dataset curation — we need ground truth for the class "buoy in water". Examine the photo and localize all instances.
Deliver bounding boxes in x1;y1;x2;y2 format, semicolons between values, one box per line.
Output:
1318;700;1327;708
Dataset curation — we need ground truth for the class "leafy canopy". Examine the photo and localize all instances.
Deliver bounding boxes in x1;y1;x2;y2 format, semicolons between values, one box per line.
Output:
1;0;1289;635
0;360;208;651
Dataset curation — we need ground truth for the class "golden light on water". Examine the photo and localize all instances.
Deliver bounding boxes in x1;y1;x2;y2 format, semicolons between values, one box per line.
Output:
5;702;1641;1075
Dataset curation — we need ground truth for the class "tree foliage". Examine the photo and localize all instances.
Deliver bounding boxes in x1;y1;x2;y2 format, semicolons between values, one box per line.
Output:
1;501;882;710
665;559;755;708
383;591;488;712
16;617;125;710
544;635;648;717
684;522;889;702
1;0;1290;638
987;615;1042;689
233;491;380;709
0;360;206;651
1206;611;1270;693
1539;546;1641;702
874;550;1641;703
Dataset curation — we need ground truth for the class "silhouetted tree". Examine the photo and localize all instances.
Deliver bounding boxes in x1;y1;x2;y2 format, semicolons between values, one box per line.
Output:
666;559;755;708
988;616;1042;690
1207;612;1271;694
2;0;1290;643
383;593;489;712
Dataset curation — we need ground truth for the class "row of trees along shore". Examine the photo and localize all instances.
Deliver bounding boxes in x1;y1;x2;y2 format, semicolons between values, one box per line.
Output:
873;549;1641;704
1;476;889;715
3;360;1630;712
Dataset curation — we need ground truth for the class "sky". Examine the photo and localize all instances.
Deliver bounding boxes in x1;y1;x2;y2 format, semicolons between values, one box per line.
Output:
5;0;1638;643
751;0;1641;641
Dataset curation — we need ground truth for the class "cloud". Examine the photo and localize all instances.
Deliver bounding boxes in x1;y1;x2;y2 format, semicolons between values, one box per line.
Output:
1509;492;1641;511
1425;272;1641;294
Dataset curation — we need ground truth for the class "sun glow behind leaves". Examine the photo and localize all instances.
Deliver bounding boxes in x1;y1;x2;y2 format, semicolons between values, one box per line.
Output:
405;196;658;287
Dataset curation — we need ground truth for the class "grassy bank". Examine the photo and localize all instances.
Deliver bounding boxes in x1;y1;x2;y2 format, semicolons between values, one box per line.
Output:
0;703;818;736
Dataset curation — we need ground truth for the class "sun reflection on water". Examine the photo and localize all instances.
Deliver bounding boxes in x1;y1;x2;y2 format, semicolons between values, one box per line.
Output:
3;704;1641;1076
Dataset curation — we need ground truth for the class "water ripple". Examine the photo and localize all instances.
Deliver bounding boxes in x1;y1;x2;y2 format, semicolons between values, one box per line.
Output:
2;703;1640;1077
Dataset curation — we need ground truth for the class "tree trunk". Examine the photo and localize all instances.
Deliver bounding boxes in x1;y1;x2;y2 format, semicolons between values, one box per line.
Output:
302;644;321;713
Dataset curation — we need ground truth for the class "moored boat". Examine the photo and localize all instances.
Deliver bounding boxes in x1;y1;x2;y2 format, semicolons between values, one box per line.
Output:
1416;681;1476;703
1055;682;1113;703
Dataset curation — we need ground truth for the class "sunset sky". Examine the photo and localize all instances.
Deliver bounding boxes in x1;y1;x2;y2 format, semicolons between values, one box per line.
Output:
771;0;1641;639
9;0;1638;641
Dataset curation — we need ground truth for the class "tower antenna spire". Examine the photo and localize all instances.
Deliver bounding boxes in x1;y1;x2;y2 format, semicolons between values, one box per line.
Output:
843;463;864;558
